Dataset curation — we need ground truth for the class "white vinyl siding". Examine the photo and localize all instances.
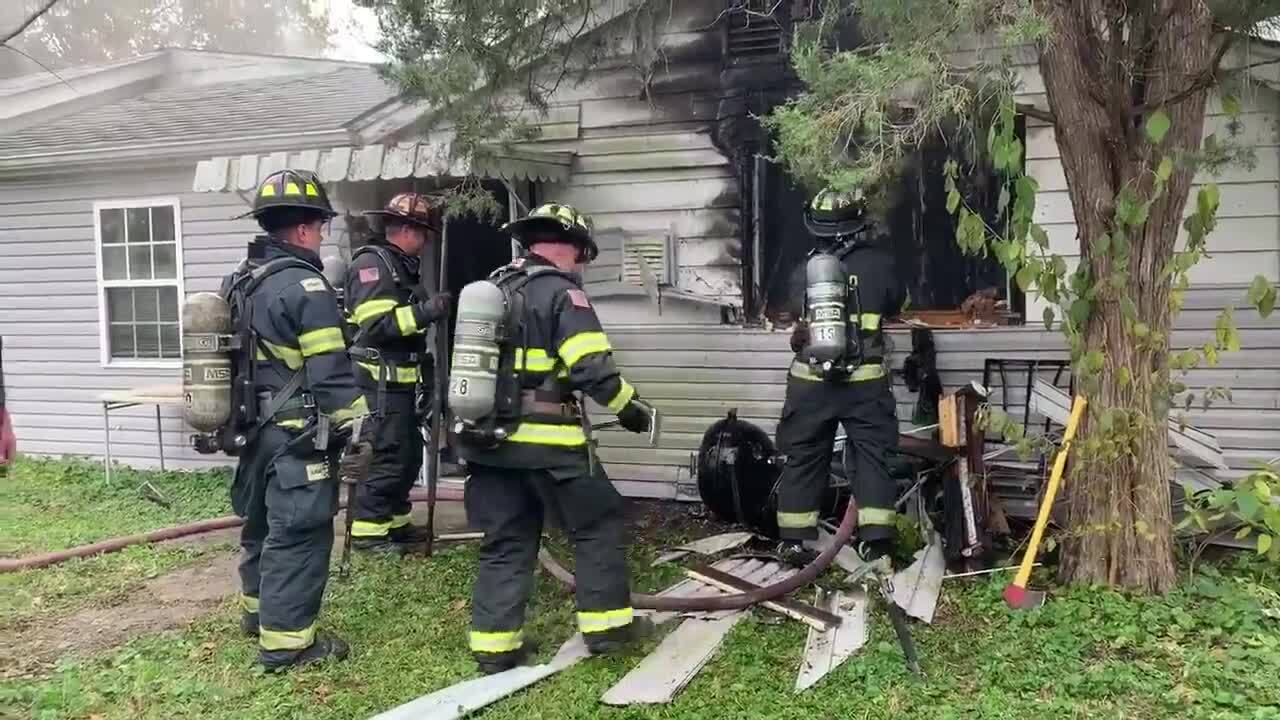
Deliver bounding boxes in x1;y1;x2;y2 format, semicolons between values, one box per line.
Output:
93;198;184;367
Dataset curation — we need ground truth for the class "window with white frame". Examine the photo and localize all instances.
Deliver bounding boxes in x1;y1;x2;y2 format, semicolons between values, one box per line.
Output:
94;199;184;364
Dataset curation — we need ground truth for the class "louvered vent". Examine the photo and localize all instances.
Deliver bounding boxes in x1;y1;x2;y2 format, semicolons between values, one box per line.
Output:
727;1;784;60
621;234;675;286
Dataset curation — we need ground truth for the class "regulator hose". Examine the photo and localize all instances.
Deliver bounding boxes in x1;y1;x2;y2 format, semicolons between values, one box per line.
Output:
0;485;464;574
538;498;858;611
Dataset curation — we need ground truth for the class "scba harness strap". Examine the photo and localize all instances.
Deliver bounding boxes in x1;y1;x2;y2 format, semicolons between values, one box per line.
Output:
224;257;334;440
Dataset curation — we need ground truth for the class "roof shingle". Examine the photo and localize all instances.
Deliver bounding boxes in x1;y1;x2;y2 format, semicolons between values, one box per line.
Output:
0;65;397;158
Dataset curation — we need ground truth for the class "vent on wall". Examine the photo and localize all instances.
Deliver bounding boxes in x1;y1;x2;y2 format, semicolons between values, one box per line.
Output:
727;0;785;60
621;231;677;287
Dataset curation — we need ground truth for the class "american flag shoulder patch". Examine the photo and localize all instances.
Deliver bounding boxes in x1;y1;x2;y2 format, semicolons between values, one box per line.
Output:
566;289;591;308
358;266;380;284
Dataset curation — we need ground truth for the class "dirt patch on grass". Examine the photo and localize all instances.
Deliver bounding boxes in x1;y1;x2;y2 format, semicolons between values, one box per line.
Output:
0;550;240;678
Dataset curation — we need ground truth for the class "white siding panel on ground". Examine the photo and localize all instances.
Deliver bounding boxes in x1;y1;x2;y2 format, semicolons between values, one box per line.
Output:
0;163;351;471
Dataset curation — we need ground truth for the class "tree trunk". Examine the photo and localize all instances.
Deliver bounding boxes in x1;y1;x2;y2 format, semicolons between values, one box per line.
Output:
1037;1;1215;592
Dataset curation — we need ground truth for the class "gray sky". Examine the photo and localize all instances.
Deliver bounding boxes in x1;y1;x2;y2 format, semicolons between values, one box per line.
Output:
322;0;386;63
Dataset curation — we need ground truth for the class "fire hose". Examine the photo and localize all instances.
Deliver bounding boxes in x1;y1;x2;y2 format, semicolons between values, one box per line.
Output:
537;497;857;611
0;485;463;574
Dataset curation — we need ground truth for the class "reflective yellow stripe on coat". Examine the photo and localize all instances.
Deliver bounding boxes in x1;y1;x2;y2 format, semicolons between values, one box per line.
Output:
507;422;587;447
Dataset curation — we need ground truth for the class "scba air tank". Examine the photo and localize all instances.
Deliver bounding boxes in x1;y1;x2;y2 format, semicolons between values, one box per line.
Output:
182;292;233;433
449;280;507;424
803;252;848;372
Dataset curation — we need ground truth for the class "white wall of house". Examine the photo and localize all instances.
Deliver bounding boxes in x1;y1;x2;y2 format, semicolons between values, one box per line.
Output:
0;163;350;471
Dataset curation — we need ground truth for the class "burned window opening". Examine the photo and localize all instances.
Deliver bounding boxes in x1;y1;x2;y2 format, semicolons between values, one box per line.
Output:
752;123;1026;326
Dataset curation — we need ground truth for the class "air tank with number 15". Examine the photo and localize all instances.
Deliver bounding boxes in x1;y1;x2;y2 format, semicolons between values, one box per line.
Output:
802;252;848;373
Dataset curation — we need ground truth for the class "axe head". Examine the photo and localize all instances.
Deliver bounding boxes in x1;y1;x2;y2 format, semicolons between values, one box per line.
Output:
1003;583;1046;610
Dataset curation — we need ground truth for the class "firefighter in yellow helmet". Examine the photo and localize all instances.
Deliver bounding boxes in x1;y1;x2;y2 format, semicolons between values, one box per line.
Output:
454;203;658;674
223;169;370;670
774;187;906;566
343;193;452;555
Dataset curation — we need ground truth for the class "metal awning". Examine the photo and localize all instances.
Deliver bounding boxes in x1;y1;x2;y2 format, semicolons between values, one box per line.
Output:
191;141;572;192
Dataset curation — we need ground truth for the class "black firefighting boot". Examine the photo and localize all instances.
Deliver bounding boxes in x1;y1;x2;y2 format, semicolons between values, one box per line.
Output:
475;640;541;675
240;612;259;637
388;523;432;545
259;632;351;673
858;539;896;564
773;540;819;568
584;617;657;656
353;536;410;557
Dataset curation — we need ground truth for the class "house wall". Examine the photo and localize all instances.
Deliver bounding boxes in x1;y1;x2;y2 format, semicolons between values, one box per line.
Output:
491;1;740;323
597;284;1280;500
0;163;350;470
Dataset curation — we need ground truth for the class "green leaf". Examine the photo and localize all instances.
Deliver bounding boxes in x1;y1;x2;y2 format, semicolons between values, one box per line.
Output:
1258;534;1273;556
1198;184;1220;222
1120;296;1139;323
997;186;1010;215
1236;492;1262;521
1134;322;1150;338
1016;263;1038;291
1235;525;1253;540
1043;306;1055;331
1111;230;1130;257
1145;109;1172;145
1030;224;1049;248
1247;275;1276;318
1091;232;1111;256
1118;366;1132;387
1156;156;1174;183
1222;93;1243;119
1070;298;1091;326
946;188;961;215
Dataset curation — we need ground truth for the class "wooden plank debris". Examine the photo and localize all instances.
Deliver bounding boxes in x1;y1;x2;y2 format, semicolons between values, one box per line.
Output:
369;634;590;720
795;588;869;693
685;565;842;631
891;540;945;624
652;532;755;565
808;527;874;578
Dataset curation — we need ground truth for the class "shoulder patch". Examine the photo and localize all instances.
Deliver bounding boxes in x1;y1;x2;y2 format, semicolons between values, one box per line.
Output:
358;266;380;284
566;289;591;308
299;277;327;293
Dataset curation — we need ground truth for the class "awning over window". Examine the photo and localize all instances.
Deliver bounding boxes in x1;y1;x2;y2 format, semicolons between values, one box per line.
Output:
191;142;572;192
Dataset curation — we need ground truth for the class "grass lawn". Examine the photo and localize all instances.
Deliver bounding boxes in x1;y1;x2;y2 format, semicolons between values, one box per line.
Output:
3;458;1280;720
0;457;234;621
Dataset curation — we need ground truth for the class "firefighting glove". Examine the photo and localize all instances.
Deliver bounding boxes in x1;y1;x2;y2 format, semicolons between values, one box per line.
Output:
617;397;655;434
789;320;810;353
414;292;453;324
339;441;373;485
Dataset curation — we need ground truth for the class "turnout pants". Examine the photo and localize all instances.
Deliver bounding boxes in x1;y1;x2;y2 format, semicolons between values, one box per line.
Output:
352;389;423;538
232;424;339;652
464;461;633;658
775;374;899;542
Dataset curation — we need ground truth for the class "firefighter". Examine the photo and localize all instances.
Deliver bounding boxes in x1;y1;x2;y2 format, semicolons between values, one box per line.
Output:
343;193;452;555
226;169;370;671
774;188;906;566
456;203;657;675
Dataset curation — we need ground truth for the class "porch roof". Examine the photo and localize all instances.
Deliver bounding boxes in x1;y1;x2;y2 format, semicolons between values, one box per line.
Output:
190;141;572;192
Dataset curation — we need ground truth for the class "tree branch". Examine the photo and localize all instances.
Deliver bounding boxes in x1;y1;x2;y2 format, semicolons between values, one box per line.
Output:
1132;31;1235;115
1016;102;1057;125
1;0;61;46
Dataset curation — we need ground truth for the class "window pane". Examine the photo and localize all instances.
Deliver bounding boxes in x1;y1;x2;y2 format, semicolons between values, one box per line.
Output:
151;206;175;242
102;245;127;280
100;208;124;245
126;207;151;243
136;324;160;358
109;323;135;358
134;287;159;322
160;323;180;358
128;244;153;279
106;287;133;322
154;243;177;279
159;287;178;321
